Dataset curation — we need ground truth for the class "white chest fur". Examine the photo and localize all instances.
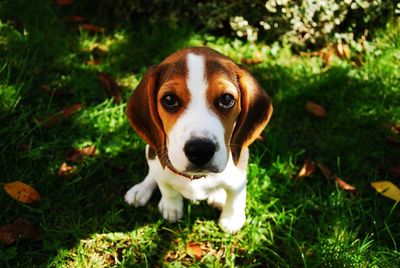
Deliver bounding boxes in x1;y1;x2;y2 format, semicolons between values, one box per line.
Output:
125;145;249;233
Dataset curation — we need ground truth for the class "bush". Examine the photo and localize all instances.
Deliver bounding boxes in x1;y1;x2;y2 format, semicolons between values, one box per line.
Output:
79;0;399;50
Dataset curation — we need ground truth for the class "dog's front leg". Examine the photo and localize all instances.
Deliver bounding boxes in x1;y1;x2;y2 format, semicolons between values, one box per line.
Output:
124;145;158;207
218;148;249;233
157;179;184;222
219;186;246;233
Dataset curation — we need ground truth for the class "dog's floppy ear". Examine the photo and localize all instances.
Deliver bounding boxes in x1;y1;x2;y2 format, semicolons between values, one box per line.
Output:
231;67;273;164
126;66;165;154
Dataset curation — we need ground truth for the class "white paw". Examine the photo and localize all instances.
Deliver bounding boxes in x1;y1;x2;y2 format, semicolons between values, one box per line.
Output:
124;182;153;207
158;196;183;222
219;212;246;233
207;189;226;210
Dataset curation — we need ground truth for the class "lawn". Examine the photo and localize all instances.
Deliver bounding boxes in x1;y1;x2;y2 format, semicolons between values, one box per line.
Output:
1;1;400;267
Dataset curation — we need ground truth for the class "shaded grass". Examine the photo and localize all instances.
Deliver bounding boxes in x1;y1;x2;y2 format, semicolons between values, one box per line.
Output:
1;1;400;267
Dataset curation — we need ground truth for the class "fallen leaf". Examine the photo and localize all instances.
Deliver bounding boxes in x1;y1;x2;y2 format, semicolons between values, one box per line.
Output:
57;162;76;177
371;181;400;201
305;101;327;118
62;103;82;118
315;161;334;180
39;84;72;98
3;181;40;203
80;146;96;156
315;161;356;192
66;146;96;163
97;72;122;103
0;218;39;245
37;103;81;127
187;242;203;261
296;159;316;179
79;24;105;33
335;176;356;192
55;0;73;5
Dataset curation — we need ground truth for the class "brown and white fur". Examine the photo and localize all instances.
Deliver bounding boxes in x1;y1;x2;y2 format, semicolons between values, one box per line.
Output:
125;47;272;233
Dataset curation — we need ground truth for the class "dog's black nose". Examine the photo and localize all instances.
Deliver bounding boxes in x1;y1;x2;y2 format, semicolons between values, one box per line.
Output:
184;139;216;166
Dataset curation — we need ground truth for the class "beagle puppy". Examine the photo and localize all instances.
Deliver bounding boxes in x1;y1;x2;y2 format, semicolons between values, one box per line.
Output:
125;47;272;233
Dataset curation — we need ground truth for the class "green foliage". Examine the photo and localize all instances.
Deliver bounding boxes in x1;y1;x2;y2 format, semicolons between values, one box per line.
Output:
92;0;398;49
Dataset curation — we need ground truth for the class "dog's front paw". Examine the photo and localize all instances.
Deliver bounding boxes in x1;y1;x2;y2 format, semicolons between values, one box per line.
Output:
158;196;183;222
207;189;226;210
219;212;246;233
125;182;153;207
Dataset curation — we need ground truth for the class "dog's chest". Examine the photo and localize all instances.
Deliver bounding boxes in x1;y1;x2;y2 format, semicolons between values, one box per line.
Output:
167;174;221;201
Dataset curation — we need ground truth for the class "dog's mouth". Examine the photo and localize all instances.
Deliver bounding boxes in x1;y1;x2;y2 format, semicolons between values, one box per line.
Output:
183;164;220;179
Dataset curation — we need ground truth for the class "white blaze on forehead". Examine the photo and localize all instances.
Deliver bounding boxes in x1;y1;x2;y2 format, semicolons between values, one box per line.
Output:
187;53;207;102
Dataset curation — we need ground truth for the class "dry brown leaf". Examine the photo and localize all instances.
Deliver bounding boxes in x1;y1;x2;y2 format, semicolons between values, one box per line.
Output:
79;24;105;33
80;146;96;156
37;103;81;127
305;101;327;118
97;72;122;103
335;176;356;192
57;162;76;177
39;84;72;98
296;159;316;179
187;242;203;261
0;219;40;245
371;181;400;201
315;161;334;180
3;181;40;203
316;161;356;192
62;103;82;118
66;146;96;163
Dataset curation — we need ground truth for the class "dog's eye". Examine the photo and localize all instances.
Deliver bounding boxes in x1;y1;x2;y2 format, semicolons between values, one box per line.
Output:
161;94;180;111
217;94;235;110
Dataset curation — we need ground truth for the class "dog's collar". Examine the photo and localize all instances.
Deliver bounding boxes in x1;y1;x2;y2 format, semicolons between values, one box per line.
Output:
166;163;204;180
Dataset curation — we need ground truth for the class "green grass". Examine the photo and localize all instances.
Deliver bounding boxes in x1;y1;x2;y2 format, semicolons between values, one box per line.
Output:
1;1;400;267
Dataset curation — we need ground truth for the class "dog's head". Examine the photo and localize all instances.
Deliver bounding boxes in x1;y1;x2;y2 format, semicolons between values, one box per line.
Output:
127;47;272;177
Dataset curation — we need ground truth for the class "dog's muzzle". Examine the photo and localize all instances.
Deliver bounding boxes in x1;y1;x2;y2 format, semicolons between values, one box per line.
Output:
183;138;219;173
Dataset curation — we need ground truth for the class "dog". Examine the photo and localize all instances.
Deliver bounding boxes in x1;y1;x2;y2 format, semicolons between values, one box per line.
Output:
124;47;272;233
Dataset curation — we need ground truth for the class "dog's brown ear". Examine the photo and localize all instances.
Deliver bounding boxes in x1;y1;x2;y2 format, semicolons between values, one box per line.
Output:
231;67;273;164
126;66;165;153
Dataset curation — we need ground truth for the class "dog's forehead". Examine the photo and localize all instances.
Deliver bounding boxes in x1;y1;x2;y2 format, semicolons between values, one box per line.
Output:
158;48;238;86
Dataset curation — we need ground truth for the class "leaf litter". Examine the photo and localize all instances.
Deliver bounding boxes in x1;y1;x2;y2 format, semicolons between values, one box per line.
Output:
0;219;40;245
3;181;40;203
